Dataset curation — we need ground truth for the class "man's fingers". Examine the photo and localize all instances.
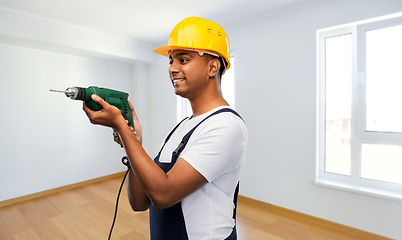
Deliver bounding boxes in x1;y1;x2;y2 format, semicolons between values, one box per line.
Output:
128;100;139;120
91;94;107;107
128;100;134;111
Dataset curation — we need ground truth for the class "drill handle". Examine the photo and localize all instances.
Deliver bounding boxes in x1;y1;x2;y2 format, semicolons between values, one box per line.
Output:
106;95;134;131
121;103;134;130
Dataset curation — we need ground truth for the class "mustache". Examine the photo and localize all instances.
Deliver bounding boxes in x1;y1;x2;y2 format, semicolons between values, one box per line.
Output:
170;74;185;80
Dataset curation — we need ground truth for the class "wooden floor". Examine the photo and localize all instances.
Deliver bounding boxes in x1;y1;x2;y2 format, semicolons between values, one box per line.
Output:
0;175;389;240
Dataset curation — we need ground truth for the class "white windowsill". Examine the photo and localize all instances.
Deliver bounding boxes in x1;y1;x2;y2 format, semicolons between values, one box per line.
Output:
314;178;402;202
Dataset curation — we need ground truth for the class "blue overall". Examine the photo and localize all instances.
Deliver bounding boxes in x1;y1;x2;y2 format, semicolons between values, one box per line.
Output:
149;108;243;240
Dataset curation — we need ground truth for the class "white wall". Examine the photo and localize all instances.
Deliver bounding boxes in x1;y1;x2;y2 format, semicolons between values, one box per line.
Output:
225;0;402;238
0;7;156;203
130;63;152;154
0;7;155;63
0;44;131;201
147;54;177;157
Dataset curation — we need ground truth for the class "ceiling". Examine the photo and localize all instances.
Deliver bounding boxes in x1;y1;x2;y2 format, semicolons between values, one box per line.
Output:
0;0;318;46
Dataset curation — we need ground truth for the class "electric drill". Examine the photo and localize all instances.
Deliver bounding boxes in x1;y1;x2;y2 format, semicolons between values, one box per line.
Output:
50;86;134;130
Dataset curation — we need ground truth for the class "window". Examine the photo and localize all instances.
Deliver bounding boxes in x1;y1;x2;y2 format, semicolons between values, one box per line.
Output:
317;14;402;201
177;55;235;122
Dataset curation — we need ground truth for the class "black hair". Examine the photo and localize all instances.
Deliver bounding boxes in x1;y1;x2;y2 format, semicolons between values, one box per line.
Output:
216;57;226;80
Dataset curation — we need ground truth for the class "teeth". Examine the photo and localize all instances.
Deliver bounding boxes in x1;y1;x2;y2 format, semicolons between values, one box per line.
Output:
173;79;184;83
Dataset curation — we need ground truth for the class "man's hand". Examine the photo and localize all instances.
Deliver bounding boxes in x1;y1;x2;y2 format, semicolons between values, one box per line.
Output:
83;94;125;129
128;100;143;145
112;100;143;146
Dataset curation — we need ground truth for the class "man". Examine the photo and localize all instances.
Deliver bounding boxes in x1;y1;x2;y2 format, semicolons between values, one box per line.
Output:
83;16;248;240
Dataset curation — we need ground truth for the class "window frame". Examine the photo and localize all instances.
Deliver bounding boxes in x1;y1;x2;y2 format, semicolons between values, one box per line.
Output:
316;15;402;201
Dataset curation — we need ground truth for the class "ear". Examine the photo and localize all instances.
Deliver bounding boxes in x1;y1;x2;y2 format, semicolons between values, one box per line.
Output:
208;58;220;78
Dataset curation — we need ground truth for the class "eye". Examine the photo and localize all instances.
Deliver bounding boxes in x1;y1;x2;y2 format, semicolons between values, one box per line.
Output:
180;58;189;64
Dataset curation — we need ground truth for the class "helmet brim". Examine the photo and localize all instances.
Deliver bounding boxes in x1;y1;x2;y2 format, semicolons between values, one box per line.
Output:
153;45;173;57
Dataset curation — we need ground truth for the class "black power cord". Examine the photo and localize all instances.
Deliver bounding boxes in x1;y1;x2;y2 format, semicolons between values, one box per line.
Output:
108;156;131;240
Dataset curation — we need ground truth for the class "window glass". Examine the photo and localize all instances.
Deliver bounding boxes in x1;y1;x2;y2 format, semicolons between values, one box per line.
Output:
366;25;402;133
362;143;402;184
325;34;352;176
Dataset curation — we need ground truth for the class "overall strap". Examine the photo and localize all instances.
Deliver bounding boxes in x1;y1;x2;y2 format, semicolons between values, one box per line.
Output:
157;116;189;156
173;108;243;158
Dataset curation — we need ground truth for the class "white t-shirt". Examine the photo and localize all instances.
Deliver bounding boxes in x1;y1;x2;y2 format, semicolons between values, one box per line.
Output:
158;106;248;240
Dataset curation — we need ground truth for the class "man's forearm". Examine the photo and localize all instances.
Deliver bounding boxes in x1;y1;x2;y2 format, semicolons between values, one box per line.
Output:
126;169;150;211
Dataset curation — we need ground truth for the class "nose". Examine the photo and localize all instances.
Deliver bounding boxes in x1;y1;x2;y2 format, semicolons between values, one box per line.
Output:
169;59;180;77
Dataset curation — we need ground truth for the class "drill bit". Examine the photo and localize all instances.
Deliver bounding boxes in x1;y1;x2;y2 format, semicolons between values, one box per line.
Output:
49;89;65;93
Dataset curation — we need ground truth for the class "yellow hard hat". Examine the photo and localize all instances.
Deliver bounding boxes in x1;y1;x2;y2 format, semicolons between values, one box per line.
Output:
153;16;231;70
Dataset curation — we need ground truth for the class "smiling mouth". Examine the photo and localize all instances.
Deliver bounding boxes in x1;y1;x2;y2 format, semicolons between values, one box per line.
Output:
172;79;185;84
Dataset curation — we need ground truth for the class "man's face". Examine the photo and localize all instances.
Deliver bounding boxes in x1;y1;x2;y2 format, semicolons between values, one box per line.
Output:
169;50;211;99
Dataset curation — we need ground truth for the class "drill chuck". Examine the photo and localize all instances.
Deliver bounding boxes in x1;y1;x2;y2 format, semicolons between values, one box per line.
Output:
65;87;86;100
